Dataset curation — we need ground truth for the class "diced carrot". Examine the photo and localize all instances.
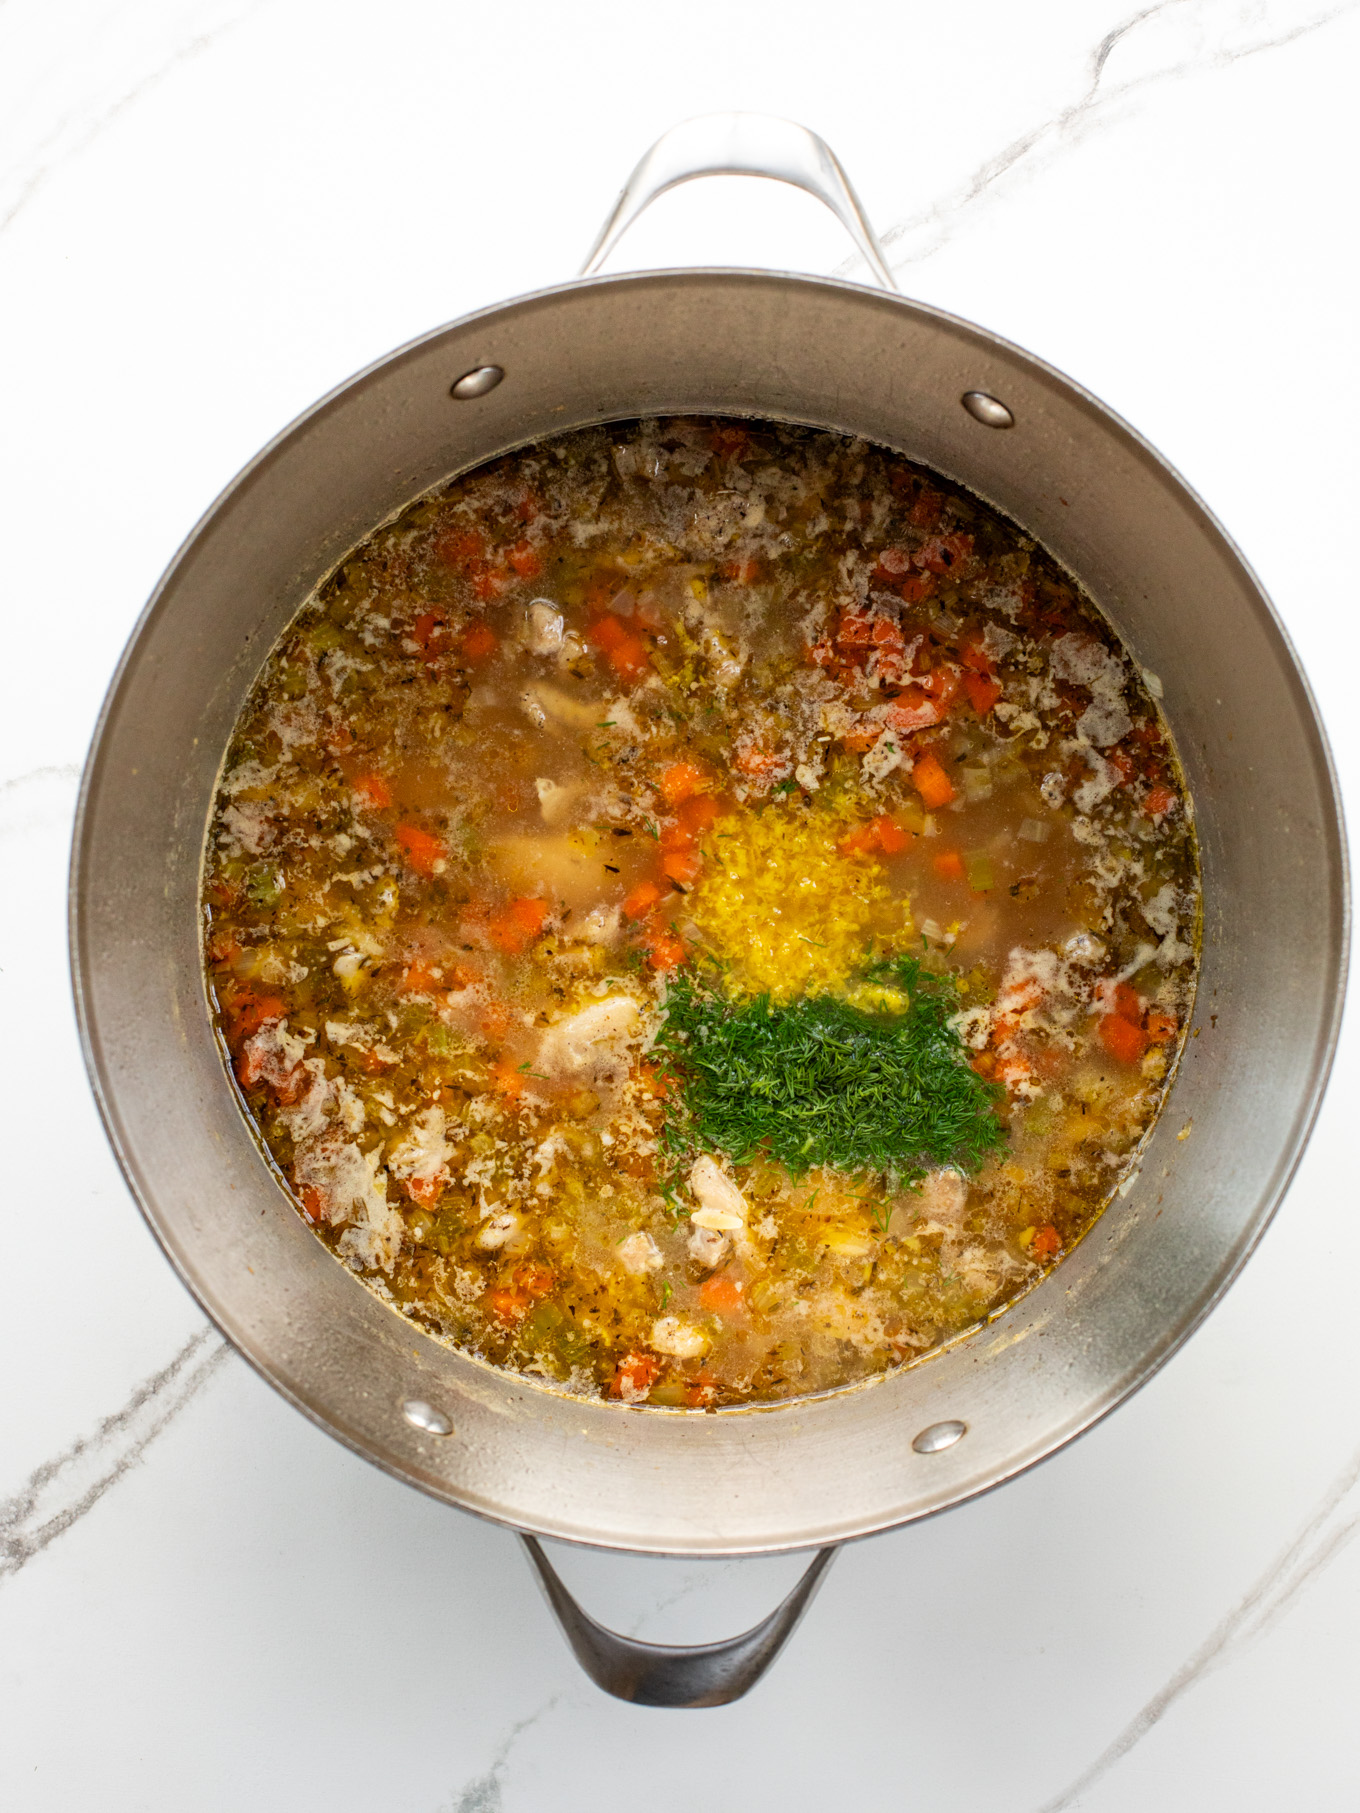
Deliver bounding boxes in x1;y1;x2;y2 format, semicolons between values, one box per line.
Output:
1106;746;1137;785
489;895;550;954
907;486;945;528
840;725;881;753
207;929;242;965
838;824;878;858
661;849;702;887
610;1351;660;1401
699;1274;744;1316
490;1057;525;1098
587;615;627;652
1146;1008;1178;1043
933;850;966;882
1099;1012;1149;1064
299;1185;326;1225
719;557;761;583
918;532;973;575
962;672;1002;716
646;930;687;972
898;572;935;604
607;634;650;681
353;771;392;809
991;978;1042;1043
871;814;908;854
507;539;542;578
1030;1224;1062;1260
405;1174;443;1208
433;527;485;564
410;612;448;657
395;823;446;877
1113;982;1143;1021
471;567;508;602
478;998;512;1040
400;958;442;994
889;469;916;498
224;990;285;1041
709;424;750;457
996;1054;1036;1092
631;1060;673;1100
922;666;961;710
913;751;956;809
459;621;498;664
684;1368;719;1408
958;636;995;674
676;794;719;837
248;1054;297;1105
622;880;663;920
839;815;910;858
1145;784;1177;818
874;546;913;581
589;613;650;677
835;612;876;650
511;896;550;936
487;1287;529;1323
733;744;783;778
659;761;707;807
880;690;942;734
513;1263;555;1298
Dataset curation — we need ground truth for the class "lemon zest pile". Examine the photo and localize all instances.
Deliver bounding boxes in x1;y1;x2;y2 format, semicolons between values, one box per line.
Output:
688;802;913;1002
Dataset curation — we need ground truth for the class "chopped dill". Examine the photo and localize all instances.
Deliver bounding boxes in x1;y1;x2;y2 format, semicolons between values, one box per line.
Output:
655;954;1005;1184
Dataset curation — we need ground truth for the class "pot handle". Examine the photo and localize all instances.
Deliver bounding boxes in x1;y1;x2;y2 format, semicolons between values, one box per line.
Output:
520;1533;838;1708
580;112;898;293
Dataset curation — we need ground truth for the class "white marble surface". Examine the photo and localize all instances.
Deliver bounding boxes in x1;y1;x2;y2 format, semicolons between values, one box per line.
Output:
1;2;1357;1806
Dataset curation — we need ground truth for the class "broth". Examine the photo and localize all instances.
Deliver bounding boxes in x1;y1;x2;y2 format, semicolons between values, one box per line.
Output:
203;417;1199;1408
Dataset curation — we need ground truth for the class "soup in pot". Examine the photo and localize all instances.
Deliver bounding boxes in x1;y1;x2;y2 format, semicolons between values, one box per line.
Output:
203;417;1199;1408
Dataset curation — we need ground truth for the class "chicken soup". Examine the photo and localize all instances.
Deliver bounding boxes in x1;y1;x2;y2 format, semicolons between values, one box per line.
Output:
203;417;1199;1408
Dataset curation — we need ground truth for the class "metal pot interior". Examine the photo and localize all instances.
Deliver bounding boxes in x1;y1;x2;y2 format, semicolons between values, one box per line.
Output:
71;271;1348;1555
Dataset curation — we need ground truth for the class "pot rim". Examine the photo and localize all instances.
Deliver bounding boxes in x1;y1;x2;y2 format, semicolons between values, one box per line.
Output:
70;266;1351;1555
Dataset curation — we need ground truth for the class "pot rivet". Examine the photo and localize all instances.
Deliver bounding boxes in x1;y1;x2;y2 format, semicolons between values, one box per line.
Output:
961;391;1014;429
450;365;504;400
402;1397;453;1436
913;1419;967;1454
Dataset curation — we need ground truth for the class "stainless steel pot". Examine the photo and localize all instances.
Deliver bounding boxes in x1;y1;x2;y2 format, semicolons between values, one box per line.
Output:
71;116;1348;1707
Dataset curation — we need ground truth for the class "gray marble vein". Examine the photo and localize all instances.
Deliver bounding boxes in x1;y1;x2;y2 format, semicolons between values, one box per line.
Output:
440;1698;561;1813
0;1324;230;1584
0;762;79;839
1035;1442;1360;1810
624;1563;719;1639
0;761;79;794
836;0;1356;281
0;0;266;237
